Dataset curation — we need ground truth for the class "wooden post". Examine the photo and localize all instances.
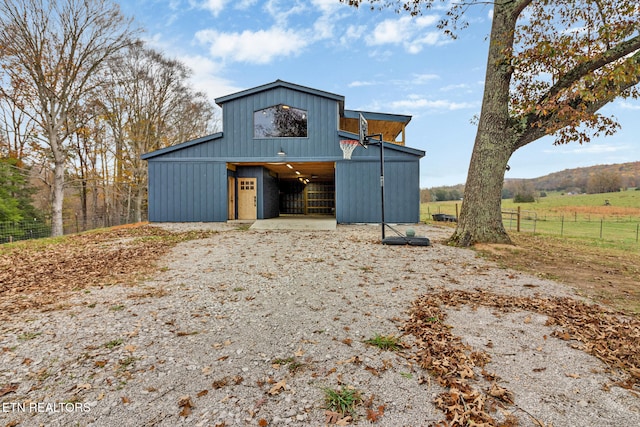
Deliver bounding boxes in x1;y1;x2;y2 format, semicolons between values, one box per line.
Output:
517;206;521;232
455;203;459;219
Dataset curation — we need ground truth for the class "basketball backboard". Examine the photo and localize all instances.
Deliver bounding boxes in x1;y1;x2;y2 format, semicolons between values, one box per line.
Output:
358;113;368;147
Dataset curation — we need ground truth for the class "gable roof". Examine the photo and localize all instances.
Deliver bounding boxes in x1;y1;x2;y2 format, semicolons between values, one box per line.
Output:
141;132;223;160
215;79;345;107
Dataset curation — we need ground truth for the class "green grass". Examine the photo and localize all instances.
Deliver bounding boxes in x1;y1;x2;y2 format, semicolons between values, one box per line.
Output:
364;333;404;351
104;338;123;349
17;332;41;341
422;189;640;250
323;386;362;418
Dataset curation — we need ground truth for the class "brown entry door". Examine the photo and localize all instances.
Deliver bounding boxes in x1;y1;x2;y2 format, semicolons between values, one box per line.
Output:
237;178;257;220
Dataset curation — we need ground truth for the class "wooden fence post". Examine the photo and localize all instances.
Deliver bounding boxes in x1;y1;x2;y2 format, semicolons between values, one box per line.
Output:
517;206;521;232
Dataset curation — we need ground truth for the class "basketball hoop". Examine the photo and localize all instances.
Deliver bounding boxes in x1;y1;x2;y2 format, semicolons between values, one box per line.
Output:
339;139;359;159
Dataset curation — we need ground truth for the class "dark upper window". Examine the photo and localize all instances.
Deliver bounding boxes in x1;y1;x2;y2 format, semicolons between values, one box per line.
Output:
254;104;307;138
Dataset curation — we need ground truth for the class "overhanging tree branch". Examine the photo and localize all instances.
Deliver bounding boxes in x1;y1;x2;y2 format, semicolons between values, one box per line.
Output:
536;34;640;109
516;50;640;148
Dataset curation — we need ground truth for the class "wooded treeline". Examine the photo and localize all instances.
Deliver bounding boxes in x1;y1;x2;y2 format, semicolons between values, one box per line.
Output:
423;161;639;203
0;0;218;234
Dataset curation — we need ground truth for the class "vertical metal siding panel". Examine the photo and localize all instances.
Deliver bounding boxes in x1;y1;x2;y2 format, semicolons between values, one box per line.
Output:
193;163;200;221
159;163;166;221
215;162;227;221
181;163;189;220
148;162;157;221
336;161;381;223
336;157;424;224
170;163;178;221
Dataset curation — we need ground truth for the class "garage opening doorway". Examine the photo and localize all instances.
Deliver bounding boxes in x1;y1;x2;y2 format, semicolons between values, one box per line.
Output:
279;180;335;215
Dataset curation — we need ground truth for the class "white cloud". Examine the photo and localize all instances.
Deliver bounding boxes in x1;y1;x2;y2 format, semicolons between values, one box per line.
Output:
310;0;344;14
237;0;258;8
195;27;309;64
543;143;630;154
199;0;229;16
619;101;640;110
341;24;366;46
348;81;377;88
367;15;443;53
440;83;471;92
411;73;439;84
265;0;306;27
177;54;241;101
389;95;478;112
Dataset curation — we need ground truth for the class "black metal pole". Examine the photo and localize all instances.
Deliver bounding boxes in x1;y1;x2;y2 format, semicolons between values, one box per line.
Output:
379;135;385;240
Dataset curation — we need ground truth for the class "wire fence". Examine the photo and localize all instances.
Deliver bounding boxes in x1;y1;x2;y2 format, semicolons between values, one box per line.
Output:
425;204;640;244
0;214;147;244
502;208;640;243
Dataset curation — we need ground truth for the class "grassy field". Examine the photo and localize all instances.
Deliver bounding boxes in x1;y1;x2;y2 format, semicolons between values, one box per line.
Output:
422;189;640;250
422;190;640;315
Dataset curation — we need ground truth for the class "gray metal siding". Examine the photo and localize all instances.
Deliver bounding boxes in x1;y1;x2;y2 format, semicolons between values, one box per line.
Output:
336;158;420;224
144;83;424;223
262;169;280;219
221;87;341;159
147;161;227;222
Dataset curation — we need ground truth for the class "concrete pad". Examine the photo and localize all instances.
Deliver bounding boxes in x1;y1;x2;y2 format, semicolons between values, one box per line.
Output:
249;216;336;231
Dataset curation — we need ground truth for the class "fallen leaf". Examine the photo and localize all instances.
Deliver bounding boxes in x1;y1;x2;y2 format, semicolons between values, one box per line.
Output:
77;383;92;390
0;383;18;397
258;419;269;427
565;373;580;379
178;395;194;417
124;344;136;352
196;389;208;397
121;396;131;404
325;410;342;424
268;379;286;395
294;347;305;357
336;415;353;425
487;382;514;403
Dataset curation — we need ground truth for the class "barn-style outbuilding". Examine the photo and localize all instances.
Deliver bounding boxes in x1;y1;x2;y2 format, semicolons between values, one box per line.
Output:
142;80;425;224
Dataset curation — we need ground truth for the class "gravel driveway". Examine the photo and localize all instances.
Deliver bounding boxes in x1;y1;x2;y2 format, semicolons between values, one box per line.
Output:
1;223;638;426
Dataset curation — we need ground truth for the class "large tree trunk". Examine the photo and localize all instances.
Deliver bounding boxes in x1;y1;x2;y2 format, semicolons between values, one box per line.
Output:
51;158;65;237
449;2;519;246
134;186;143;223
449;139;513;246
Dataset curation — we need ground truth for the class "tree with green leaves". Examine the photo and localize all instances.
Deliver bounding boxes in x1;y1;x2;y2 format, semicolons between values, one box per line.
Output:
0;157;40;222
343;0;640;245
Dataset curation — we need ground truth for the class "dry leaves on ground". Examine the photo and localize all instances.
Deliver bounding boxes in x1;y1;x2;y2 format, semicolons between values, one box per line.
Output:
0;225;215;321
403;287;640;426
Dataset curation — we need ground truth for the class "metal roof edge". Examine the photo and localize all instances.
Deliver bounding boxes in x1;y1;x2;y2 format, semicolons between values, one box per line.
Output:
141;132;224;160
215;80;345;106
343;109;412;124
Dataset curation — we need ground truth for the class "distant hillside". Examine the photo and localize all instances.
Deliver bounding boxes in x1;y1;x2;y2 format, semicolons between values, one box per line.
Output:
506;161;640;193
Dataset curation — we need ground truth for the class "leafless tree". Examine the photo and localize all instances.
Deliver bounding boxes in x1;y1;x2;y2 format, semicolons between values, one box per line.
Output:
0;0;139;235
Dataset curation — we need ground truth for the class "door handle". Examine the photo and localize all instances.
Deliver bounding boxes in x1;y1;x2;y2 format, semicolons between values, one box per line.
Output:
254;196;256;206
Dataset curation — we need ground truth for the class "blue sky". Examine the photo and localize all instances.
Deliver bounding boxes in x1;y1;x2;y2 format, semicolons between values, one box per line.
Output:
120;0;640;188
